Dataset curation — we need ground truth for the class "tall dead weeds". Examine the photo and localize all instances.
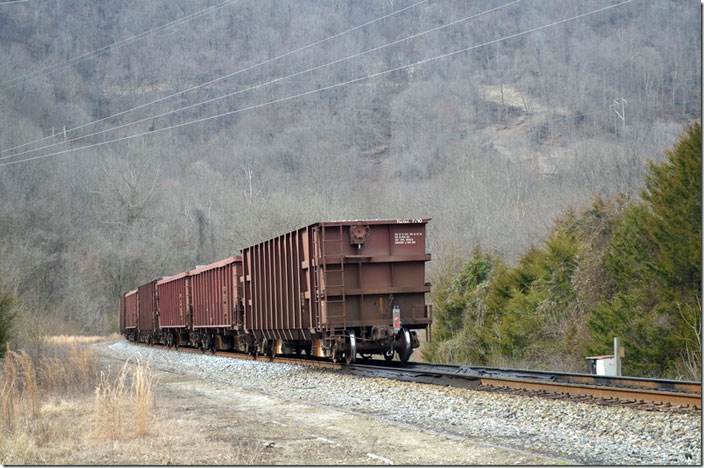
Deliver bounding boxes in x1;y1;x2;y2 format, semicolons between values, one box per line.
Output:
132;359;153;436
1;344;19;433
2;337;153;443
91;357;154;440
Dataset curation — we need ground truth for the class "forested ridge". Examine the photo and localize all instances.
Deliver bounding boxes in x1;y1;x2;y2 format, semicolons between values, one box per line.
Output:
0;0;700;371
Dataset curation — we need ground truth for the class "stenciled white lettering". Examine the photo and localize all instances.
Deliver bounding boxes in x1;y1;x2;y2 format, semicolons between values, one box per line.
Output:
393;232;423;245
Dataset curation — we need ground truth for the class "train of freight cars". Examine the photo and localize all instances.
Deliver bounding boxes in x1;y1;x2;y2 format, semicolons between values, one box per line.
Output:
119;219;432;364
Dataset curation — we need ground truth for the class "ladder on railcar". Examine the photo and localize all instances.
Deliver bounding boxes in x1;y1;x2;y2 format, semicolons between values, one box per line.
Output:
316;224;346;331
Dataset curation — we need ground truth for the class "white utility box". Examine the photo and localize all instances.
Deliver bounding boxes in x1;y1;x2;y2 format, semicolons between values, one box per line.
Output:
585;355;617;376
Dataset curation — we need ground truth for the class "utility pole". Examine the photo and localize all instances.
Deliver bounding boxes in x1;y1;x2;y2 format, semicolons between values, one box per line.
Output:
610;98;627;135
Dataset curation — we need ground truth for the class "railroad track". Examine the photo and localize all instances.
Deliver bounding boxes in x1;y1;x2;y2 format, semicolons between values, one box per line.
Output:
131;342;701;412
346;360;701;412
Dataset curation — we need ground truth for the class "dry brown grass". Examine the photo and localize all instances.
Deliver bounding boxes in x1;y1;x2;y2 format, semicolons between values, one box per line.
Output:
37;343;100;395
1;339;262;464
1;342;99;435
1;345;19;433
45;333;121;346
18;350;39;420
92;365;128;440
91;358;154;440
132;359;153;436
0;340;156;463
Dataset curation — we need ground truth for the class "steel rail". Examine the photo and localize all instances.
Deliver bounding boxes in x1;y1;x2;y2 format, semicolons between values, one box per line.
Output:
477;375;701;408
349;361;702;409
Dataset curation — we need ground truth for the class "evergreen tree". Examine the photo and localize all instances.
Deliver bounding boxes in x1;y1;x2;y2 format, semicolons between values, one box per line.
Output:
486;216;582;367
643;122;701;297
589;122;702;378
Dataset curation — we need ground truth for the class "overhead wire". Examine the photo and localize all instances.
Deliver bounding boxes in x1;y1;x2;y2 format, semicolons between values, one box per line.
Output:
0;0;238;92
0;0;428;157
0;0;637;168
0;0;519;162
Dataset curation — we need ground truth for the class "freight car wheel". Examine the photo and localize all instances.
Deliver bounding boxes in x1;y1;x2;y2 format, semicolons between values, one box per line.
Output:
384;349;395;361
399;328;413;362
344;330;356;365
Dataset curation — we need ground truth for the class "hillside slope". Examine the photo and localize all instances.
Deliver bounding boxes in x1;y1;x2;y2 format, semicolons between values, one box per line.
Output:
0;0;700;333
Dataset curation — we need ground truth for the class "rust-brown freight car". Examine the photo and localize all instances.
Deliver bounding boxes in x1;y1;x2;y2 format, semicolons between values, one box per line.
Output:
189;256;244;350
119;292;125;334
124;289;138;340
157;271;190;347
241;219;431;363
137;280;158;343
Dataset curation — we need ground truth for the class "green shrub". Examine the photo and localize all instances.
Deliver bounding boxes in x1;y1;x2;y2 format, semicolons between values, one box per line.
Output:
423;248;503;364
0;292;16;357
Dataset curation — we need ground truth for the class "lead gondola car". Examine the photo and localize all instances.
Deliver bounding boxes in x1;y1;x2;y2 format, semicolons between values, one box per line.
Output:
240;219;432;363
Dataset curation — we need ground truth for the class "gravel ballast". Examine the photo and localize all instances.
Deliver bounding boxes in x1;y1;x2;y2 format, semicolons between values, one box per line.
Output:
104;341;701;465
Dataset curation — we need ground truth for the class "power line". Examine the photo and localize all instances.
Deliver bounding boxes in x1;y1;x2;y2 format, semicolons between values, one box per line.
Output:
1;0;519;162
0;0;238;92
0;0;29;5
0;0;427;157
0;0;637;168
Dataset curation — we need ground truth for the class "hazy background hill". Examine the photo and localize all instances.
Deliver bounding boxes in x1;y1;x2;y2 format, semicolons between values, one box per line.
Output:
0;0;700;334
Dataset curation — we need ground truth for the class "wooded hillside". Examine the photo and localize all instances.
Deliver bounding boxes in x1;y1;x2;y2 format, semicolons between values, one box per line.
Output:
0;1;700;348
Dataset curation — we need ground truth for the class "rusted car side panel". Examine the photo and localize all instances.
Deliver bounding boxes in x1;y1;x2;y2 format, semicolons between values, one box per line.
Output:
242;227;317;340
124;289;138;329
119;292;126;333
190;256;242;329
137;280;158;332
157;272;190;328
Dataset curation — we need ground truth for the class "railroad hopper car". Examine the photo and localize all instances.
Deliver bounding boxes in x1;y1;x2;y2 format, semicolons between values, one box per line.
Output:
122;256;244;349
156;271;190;347
137;280;158;343
119;284;157;343
122;289;138;341
119;292;125;334
241;219;432;363
188;256;244;351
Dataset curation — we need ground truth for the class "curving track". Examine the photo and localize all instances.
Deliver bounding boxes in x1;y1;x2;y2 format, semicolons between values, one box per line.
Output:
132;341;701;411
347;359;701;411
